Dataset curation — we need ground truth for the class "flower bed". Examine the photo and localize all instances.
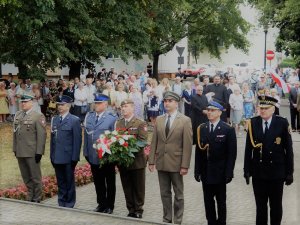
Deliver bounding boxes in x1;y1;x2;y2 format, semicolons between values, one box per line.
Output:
0;163;93;201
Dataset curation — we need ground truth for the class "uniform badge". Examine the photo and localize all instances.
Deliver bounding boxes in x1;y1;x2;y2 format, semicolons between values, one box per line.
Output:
39;117;46;127
275;137;281;145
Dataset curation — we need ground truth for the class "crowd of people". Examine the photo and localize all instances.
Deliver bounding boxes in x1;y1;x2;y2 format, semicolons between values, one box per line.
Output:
2;67;299;131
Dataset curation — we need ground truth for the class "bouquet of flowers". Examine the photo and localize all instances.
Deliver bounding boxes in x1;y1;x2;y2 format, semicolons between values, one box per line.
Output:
93;128;147;167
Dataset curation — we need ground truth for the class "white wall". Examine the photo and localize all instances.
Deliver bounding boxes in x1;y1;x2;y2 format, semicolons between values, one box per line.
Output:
191;5;280;69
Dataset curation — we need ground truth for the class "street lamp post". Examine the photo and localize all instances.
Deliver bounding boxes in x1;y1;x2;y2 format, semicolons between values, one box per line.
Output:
263;24;268;72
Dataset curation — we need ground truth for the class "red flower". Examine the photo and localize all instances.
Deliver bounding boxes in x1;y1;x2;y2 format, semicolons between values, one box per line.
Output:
123;142;128;147
98;148;103;159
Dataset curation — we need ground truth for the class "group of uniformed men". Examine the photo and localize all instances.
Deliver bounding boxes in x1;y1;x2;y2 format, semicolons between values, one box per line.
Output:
13;90;294;225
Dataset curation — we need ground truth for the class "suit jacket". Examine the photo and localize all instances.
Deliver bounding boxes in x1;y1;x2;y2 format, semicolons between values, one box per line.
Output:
289;87;298;109
50;113;82;164
194;121;237;184
116;116;148;170
149;112;193;172
13;110;47;157
191;94;208;144
83;111;117;165
244;115;294;180
296;93;300;112
205;84;229;105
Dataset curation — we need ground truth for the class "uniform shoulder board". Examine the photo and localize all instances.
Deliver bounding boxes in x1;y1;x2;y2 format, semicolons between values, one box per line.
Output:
199;123;206;128
275;115;287;120
108;111;117;117
72;114;80;120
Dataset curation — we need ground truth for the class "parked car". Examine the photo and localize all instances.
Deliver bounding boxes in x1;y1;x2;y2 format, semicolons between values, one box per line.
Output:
183;64;217;79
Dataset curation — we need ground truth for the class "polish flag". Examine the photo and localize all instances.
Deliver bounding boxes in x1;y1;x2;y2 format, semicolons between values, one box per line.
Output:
270;70;291;93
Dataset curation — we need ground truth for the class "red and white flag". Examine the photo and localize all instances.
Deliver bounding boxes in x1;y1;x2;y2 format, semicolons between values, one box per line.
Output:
270;70;291;93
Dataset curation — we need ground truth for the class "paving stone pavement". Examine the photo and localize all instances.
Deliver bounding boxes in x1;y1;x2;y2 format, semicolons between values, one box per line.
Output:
1;102;299;225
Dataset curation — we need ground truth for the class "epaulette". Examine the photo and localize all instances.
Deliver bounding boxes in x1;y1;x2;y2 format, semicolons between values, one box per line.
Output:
108;111;117;117
199;123;206;128
275;115;288;120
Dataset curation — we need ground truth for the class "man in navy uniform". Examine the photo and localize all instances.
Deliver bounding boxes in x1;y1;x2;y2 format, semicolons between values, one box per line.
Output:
195;100;237;225
244;95;294;225
83;93;118;214
50;95;82;208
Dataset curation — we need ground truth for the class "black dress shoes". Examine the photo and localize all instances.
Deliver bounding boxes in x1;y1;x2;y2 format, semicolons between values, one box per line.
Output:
135;213;142;219
94;205;106;212
127;212;136;217
103;208;113;214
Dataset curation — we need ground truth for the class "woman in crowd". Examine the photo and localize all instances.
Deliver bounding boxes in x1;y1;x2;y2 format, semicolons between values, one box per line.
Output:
156;78;170;115
128;85;144;119
0;82;9;122
242;83;255;119
8;82;17;120
270;88;281;115
103;82;116;111
31;83;42;113
143;83;159;126
74;82;88;123
16;81;28;110
182;81;194;118
229;85;243;135
115;83;128;116
46;80;59;120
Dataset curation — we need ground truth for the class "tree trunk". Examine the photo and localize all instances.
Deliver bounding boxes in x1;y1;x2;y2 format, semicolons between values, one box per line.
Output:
152;53;160;80
17;64;29;79
68;61;81;80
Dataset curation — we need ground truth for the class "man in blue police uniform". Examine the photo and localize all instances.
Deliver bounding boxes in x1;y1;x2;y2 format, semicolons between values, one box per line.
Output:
50;95;82;208
244;95;294;225
83;93;118;214
195;100;237;225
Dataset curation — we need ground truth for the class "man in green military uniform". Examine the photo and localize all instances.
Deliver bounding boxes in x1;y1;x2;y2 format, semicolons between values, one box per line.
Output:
116;99;148;219
13;94;47;202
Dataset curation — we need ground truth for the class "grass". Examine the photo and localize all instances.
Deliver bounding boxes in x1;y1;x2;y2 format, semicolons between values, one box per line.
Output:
0;123;87;190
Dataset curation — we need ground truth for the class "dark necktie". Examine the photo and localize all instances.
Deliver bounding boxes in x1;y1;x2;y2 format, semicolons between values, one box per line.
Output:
264;121;269;134
165;115;171;136
95;115;100;124
210;123;214;133
60;116;63;123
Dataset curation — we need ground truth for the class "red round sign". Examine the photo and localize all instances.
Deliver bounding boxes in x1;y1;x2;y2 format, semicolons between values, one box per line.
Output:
266;50;275;61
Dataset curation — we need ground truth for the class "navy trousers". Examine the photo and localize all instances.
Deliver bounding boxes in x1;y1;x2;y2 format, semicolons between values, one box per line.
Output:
53;163;76;208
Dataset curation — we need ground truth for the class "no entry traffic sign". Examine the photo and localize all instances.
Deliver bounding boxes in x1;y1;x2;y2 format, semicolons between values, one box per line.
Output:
266;50;275;61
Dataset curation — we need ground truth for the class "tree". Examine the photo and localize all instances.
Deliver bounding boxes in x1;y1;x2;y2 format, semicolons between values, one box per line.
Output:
250;0;300;67
0;0;150;79
142;0;250;79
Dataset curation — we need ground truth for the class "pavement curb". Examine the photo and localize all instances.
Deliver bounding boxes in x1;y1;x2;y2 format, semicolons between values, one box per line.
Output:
0;197;167;225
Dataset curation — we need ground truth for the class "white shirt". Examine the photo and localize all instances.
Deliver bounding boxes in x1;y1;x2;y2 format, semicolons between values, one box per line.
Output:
95;111;105;120
125;115;134;124
209;119;220;132
172;83;182;96
74;88;88;106
59;112;69;121
84;84;96;103
262;117;272;133
165;111;177;128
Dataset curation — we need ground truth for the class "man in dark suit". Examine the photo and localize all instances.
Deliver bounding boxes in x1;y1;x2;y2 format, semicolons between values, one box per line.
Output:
50;95;82;208
289;81;300;131
205;75;229;122
244;95;294;225
195;100;237;225
83;94;118;214
115;99;148;219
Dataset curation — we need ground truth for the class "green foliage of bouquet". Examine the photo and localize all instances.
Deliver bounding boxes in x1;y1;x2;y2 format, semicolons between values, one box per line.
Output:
93;128;147;168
